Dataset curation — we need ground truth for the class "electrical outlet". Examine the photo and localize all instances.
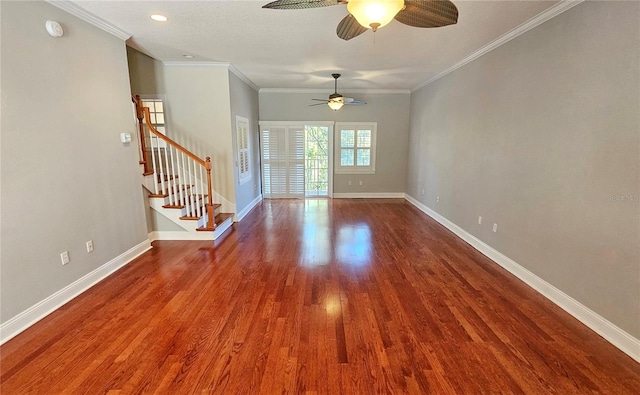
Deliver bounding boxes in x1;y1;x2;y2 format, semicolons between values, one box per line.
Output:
478;216;483;225
348;180;352;186
493;223;498;232
359;181;363;186
60;251;70;265
86;240;94;253
436;196;440;203
422;189;425;195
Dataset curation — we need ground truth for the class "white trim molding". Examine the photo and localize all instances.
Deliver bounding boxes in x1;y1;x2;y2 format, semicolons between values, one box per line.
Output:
404;194;640;363
236;194;263;222
148;218;233;241
162;61;259;91
45;0;131;40
412;0;585;92
0;240;152;345
229;64;260;92
260;88;410;95
333;192;405;199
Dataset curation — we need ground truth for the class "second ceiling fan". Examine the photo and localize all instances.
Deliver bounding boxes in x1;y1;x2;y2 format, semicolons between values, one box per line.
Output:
263;0;459;41
310;74;366;111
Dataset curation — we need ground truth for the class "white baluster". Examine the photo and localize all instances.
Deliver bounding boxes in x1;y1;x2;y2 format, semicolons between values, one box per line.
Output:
198;164;205;219
149;128;159;195
193;161;201;218
168;146;175;204
191;159;198;218
181;153;191;216
162;142;172;205
156;141;166;200
171;148;182;209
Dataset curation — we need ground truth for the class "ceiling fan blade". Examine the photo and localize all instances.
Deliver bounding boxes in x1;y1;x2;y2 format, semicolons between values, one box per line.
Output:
263;0;341;9
336;14;368;41
344;97;367;105
311;98;329;101
394;0;459;28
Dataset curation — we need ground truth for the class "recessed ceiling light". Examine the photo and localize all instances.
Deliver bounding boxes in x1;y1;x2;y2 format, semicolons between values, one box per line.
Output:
183;55;194;59
150;14;168;22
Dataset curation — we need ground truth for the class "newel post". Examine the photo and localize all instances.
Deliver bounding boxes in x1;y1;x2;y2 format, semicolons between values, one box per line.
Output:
132;95;152;175
205;157;215;229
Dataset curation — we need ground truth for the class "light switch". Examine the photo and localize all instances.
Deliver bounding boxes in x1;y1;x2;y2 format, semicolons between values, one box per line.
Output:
120;133;132;143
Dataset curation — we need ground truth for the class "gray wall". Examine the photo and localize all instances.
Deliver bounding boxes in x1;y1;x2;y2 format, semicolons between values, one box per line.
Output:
406;1;640;337
126;46;169;234
127;46;165;96
1;1;148;322
259;92;410;194
229;72;261;213
161;65;236;207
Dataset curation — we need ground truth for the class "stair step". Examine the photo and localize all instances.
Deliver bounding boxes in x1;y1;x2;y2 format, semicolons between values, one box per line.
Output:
157;174;178;182
197;213;234;231
174;196;215;217
149;185;192;198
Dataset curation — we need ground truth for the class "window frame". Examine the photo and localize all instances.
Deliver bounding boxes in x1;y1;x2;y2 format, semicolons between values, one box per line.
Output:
139;95;169;149
334;122;377;174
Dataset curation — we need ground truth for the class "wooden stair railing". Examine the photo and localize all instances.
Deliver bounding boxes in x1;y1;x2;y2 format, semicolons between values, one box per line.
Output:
132;95;215;230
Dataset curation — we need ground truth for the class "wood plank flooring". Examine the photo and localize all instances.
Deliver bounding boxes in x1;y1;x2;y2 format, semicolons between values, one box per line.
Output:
1;199;639;394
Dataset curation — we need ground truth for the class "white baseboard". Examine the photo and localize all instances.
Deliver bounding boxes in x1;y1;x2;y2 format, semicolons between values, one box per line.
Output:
148;231;214;241
404;194;640;363
213;218;233;239
236;194;263;221
0;240;152;345
333;192;405;199
148;216;233;241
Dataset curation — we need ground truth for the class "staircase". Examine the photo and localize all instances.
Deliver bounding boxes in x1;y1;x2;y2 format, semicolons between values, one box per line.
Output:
133;95;234;240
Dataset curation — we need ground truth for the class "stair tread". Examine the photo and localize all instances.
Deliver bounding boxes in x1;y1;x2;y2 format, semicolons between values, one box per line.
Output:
176;202;221;216
150;185;193;198
196;213;234;231
157;174;178;182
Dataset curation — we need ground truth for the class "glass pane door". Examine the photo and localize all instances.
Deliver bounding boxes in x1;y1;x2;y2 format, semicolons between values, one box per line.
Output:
305;126;330;197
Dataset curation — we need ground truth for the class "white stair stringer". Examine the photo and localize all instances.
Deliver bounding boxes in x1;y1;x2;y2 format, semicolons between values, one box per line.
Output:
142;173;233;241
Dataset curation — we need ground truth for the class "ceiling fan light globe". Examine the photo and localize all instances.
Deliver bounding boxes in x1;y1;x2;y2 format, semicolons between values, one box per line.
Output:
347;0;404;31
328;100;344;111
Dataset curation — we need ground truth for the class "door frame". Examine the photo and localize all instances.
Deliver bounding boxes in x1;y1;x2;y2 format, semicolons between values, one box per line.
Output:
259;121;334;198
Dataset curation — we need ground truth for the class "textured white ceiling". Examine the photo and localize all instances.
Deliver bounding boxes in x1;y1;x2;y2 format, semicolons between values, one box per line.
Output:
68;0;561;90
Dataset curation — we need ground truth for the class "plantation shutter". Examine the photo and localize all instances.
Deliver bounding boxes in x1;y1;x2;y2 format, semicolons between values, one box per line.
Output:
261;125;305;198
236;116;251;184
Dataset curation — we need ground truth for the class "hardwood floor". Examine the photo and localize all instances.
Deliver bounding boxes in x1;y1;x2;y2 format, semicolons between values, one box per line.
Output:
1;199;639;394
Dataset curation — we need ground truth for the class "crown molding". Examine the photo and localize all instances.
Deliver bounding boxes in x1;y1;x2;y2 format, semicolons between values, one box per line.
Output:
229;64;260;92
162;61;259;91
45;0;131;40
412;0;585;92
259;88;410;95
162;61;231;68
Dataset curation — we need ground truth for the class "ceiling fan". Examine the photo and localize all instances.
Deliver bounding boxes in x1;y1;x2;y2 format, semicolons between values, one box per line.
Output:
262;0;458;41
310;74;366;110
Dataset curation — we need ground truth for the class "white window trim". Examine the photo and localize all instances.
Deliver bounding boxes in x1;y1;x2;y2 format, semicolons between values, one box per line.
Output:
139;95;169;149
236;115;252;185
334;122;377;174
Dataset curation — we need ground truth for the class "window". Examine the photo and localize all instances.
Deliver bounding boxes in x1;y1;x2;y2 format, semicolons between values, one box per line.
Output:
141;98;166;133
236;116;251;184
141;97;167;148
335;122;376;174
